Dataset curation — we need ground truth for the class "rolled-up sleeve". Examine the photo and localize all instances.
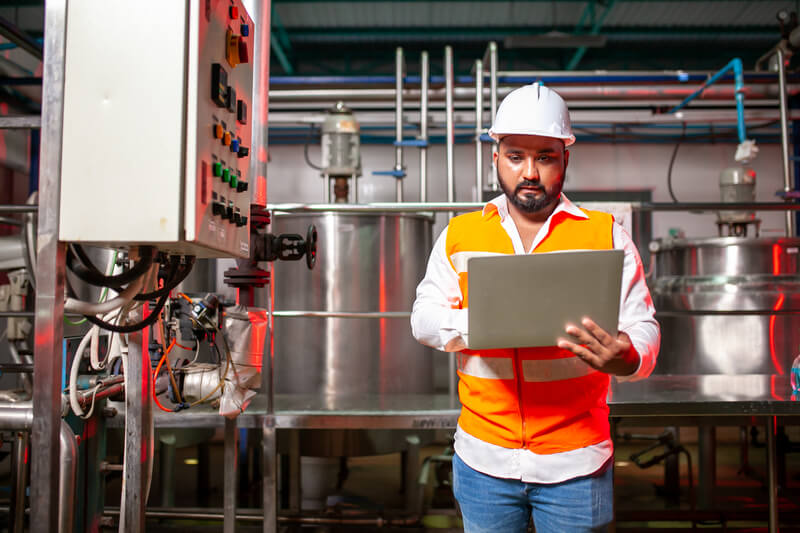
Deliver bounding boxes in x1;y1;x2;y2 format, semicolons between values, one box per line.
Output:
411;228;468;351
613;224;660;381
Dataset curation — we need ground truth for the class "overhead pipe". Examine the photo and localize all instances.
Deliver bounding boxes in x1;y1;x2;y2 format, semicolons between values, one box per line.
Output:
269;84;795;104
667;58;747;144
777;48;796;237
489;42;499;190
474;59;484;201
395;47;405;202
445;46;455;205
419;51;429;202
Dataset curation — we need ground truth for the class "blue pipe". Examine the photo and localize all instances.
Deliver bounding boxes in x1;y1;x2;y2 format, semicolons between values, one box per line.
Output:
668;58;747;144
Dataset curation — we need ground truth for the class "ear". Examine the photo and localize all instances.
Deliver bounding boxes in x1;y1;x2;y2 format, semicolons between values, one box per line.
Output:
564;149;570;171
493;150;499;165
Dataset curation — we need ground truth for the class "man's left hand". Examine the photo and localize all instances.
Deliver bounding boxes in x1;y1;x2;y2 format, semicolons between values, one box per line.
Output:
557;318;639;376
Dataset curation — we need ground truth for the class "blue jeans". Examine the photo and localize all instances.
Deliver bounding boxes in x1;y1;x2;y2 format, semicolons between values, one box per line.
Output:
452;453;613;533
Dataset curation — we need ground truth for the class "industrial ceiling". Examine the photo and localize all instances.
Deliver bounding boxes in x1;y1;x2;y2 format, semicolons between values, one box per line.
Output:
1;0;799;77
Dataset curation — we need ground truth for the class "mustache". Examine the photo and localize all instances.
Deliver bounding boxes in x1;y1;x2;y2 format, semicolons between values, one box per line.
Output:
515;180;543;191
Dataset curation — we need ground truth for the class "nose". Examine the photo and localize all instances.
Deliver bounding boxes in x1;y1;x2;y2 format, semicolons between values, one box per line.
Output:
522;156;539;181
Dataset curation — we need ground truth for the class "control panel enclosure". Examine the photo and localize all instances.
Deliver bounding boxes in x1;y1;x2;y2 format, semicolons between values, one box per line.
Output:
59;0;254;258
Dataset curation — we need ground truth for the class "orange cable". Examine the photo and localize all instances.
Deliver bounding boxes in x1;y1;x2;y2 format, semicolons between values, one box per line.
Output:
152;340;177;413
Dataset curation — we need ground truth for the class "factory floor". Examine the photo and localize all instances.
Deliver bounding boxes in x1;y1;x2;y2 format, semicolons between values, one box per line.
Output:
102;425;800;532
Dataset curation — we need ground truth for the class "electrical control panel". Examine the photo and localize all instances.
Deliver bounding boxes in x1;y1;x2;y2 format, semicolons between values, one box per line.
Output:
59;0;254;258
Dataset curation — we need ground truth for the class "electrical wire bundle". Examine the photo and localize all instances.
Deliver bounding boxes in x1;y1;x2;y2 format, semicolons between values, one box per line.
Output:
151;292;237;413
64;245;195;417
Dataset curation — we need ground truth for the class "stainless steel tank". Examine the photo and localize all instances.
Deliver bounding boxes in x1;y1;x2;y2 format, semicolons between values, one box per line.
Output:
651;237;800;375
272;211;435;456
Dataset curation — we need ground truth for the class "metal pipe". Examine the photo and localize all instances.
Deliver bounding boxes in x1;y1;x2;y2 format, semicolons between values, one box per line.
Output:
268;201;800;214
0;402;33;430
474;59;484;201
444;45;457;404
104;507;421;526
273;310;410;319
122;326;151;532
224;418;238;533
248;0;271;208
778;48;796;237
59;421;77;533
489;42;499;190
31;0;68;529
0;205;37;214
697;426;716;509
11;431;27;533
0;15;43;60
395;47;404;202
767;416;778;533
419;51;429;202
0;116;41;129
262;425;277;533
8;343;33;393
445;46;455;204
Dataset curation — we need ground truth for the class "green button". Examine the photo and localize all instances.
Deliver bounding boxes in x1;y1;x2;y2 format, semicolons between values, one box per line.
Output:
222;168;230;182
212;162;222;177
230;175;239;189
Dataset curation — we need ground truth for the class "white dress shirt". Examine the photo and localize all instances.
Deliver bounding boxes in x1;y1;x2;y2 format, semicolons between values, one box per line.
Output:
411;193;660;483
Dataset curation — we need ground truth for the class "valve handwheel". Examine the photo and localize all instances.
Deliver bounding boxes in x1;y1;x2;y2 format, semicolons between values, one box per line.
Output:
306;225;318;270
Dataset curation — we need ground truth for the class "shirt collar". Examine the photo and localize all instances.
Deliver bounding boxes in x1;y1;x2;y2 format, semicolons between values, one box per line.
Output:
482;192;587;222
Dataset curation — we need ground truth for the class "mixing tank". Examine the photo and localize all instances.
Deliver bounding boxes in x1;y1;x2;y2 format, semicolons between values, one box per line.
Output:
650;236;800;375
271;211;435;456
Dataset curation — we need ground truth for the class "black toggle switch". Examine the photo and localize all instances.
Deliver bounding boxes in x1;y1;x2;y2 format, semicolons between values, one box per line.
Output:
237;99;247;124
212;201;224;217
237;181;248;193
237;146;249;158
225;205;234;221
227;86;237;113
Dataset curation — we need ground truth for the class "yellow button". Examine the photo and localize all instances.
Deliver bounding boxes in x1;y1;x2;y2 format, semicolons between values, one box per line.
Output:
226;29;240;68
223;131;231;146
213;124;223;139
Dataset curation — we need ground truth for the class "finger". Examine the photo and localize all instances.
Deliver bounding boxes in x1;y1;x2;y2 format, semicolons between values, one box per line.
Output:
557;339;602;369
581;317;616;347
565;323;604;353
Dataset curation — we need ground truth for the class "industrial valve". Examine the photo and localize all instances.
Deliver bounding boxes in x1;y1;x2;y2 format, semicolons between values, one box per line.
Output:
262;225;318;269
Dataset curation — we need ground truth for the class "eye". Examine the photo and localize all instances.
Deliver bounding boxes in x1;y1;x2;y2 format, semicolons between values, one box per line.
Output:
537;155;551;162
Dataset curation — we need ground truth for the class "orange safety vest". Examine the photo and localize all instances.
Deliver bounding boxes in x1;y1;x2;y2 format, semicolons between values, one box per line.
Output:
446;204;615;454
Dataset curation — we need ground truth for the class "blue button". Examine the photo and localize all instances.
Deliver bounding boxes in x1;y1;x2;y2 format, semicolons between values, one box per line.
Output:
230;139;240;153
241;24;250;37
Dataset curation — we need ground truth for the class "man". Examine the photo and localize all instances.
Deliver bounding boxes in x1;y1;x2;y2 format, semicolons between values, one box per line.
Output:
410;84;659;533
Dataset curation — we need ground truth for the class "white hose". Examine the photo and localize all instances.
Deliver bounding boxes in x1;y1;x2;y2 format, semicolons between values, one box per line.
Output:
69;325;98;417
64;268;146;315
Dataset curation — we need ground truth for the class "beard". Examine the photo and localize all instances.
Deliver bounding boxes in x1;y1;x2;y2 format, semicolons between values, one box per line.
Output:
499;177;563;213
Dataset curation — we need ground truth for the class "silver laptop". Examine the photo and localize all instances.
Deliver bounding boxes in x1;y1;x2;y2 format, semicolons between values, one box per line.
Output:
466;250;624;350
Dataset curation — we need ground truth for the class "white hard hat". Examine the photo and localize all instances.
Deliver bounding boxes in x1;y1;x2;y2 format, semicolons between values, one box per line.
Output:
488;84;575;146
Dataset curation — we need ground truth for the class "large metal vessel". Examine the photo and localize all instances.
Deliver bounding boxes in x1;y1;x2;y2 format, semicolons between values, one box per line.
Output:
271;211;435;455
651;237;800;375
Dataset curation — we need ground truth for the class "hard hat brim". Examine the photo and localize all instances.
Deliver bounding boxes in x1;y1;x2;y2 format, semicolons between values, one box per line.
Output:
488;130;576;147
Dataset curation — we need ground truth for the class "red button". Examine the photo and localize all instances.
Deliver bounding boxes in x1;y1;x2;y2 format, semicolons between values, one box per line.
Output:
230;6;238;19
238;39;249;63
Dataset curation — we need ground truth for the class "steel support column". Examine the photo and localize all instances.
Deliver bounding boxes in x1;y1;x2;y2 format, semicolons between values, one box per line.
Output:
30;0;67;530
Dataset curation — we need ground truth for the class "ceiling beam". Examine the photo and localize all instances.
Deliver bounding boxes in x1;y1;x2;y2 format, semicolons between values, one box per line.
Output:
566;0;617;70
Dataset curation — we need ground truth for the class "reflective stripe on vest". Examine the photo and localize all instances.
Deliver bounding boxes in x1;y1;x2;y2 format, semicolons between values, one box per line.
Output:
458;353;598;382
457;353;514;380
